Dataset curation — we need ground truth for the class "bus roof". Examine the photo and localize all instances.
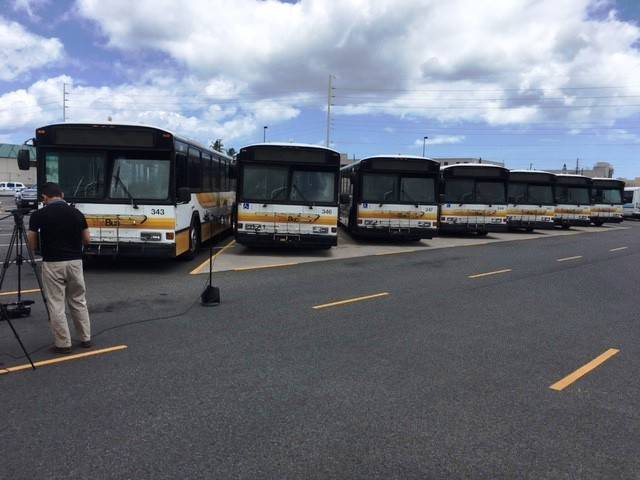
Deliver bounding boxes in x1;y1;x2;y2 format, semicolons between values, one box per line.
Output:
591;178;625;188
241;142;340;155
554;173;592;185
342;155;439;172
440;163;507;171
625;186;640;191
508;170;556;183
35;122;233;160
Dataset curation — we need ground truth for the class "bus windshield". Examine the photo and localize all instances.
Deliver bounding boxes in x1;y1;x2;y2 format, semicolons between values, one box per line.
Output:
362;174;435;203
528;185;554;204
556;186;590;204
242;165;288;201
595;188;622;204
242;165;336;203
44;151;106;199
476;181;505;204
290;170;335;203
110;158;171;200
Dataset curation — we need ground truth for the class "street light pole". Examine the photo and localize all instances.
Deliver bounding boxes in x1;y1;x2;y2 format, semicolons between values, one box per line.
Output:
422;136;428;157
263;126;268;143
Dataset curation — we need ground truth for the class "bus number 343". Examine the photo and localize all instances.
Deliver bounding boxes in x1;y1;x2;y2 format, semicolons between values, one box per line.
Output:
151;208;165;215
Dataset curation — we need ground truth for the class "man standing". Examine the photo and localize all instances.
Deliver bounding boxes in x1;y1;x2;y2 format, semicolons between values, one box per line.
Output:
27;182;92;354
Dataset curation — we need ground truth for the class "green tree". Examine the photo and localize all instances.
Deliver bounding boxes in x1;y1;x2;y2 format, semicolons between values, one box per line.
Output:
211;139;224;152
226;147;236;157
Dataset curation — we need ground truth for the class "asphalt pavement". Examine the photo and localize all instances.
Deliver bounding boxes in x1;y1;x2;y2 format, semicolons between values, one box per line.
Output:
1;216;639;479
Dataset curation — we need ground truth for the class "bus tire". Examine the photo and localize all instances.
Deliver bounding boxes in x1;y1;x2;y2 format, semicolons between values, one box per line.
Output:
593;220;603;226
476;231;488;237
561;224;570;230
183;217;201;260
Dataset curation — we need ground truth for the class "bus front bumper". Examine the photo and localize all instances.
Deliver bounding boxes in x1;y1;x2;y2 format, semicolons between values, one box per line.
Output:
439;223;508;233
507;220;555;230
354;226;436;240
235;232;337;248
590;216;623;224
84;242;176;258
554;218;591;227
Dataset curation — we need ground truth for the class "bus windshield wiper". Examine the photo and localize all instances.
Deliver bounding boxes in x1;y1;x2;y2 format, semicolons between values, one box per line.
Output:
401;188;419;207
379;190;394;206
292;184;314;208
72;177;84;197
112;165;138;209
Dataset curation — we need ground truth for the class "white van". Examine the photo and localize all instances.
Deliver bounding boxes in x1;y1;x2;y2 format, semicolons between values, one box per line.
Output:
623;187;640;218
0;181;25;194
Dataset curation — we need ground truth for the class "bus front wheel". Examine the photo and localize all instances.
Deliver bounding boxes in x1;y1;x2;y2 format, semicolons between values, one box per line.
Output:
183;218;201;260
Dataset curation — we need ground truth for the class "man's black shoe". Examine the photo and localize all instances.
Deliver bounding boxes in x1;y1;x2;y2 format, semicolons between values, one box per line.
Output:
53;346;72;354
80;340;92;348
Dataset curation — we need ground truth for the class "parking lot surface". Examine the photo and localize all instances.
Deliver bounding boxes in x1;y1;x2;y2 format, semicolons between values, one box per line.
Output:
1;214;639;479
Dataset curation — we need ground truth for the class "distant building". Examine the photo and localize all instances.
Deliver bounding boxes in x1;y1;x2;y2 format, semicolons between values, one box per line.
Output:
432;157;504;167
617;176;640;187
547;161;614;178
0;144;36;184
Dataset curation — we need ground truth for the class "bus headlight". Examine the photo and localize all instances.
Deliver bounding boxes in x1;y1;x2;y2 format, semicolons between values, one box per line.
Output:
141;232;161;241
312;226;329;234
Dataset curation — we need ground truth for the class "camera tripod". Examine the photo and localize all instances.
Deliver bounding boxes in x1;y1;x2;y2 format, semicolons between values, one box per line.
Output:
0;208;51;371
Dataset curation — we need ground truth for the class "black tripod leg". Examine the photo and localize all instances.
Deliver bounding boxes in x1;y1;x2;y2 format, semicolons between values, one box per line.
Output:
19;225;51;323
0;225;19;293
4;315;36;370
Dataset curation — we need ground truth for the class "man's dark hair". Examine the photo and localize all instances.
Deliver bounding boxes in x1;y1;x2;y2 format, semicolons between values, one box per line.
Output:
41;182;63;198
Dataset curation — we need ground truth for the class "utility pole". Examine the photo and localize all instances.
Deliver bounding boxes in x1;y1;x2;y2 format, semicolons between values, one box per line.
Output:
575;158;579;174
63;83;69;122
326;74;334;147
422;136;428;157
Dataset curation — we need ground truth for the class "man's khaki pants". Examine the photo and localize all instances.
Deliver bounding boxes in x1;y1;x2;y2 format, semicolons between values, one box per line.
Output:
41;260;91;348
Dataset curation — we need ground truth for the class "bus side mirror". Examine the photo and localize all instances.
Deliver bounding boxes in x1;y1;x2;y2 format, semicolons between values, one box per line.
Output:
177;187;190;203
340;193;350;204
17;150;30;170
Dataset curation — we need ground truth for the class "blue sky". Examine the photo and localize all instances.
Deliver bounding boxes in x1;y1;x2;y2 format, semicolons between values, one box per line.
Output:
2;0;640;178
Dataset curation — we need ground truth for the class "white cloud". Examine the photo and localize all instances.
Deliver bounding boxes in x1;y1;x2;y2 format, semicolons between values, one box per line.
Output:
0;74;302;146
13;0;49;19
0;16;64;80
75;0;640;127
414;135;465;146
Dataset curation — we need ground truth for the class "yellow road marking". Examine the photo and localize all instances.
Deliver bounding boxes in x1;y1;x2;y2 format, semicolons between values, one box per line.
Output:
0;345;128;375
0;288;41;297
312;292;389;310
549;348;620;391
233;262;298;272
467;268;512;279
189;240;236;275
375;249;418;256
556;255;583;262
609;246;628;252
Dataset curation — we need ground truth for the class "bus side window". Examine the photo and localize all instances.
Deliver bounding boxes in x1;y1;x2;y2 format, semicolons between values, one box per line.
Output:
202;153;212;192
220;159;228;191
176;153;188;189
212;156;221;191
188;148;201;191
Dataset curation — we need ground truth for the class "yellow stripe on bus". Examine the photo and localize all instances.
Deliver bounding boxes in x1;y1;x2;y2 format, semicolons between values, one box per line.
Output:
85;215;175;230
237;213;337;225
357;211;438;220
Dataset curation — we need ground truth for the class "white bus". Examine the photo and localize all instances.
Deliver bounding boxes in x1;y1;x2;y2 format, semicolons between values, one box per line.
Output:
234;143;341;248
554;174;591;228
623;186;640;219
339;155;440;240
22;123;235;259
506;170;556;231
439;164;509;235
590;178;624;225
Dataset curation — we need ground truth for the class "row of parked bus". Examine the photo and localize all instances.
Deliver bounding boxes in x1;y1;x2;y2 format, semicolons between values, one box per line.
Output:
235;145;624;247
18;123;627;257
